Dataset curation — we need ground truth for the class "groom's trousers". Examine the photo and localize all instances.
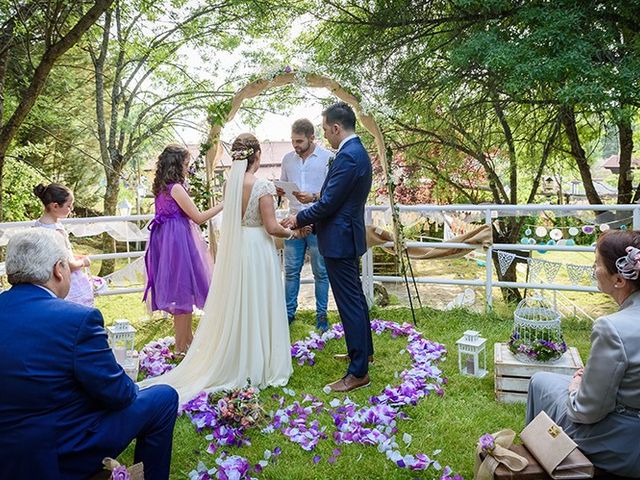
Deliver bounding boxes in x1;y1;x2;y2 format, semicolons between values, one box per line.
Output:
325;257;374;378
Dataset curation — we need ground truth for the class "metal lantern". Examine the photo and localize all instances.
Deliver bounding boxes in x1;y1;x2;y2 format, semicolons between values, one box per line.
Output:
456;330;487;377
117;199;132;217
107;319;136;366
509;296;566;363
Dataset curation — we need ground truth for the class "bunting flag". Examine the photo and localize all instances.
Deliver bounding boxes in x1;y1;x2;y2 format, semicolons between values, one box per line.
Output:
566;263;588;286
541;259;562;283
528;257;544;280
497;251;517;276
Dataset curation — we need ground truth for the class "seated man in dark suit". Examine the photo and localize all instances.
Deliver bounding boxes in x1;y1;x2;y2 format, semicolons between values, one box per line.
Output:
0;228;178;480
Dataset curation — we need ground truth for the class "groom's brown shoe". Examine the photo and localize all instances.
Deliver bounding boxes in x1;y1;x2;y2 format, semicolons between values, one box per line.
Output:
333;353;374;364
326;374;370;393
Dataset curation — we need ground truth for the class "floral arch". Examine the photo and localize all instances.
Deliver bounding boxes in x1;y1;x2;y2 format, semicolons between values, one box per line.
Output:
201;70;430;318
203;70;390;183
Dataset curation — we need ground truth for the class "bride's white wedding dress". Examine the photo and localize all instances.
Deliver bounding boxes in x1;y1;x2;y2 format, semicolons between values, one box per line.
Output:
139;160;292;403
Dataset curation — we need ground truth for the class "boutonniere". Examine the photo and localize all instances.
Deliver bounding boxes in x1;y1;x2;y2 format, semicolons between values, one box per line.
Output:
328;155;335;169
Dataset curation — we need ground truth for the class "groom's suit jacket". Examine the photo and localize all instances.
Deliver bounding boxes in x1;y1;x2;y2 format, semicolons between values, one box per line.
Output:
296;136;372;259
0;283;138;479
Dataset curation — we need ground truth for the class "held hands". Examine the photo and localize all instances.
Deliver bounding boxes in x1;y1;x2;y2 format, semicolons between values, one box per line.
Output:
276;187;285;197
281;215;298;229
294;226;312;239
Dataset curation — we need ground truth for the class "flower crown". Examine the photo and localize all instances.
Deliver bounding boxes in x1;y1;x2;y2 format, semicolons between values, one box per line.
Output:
231;147;254;161
615;246;640;280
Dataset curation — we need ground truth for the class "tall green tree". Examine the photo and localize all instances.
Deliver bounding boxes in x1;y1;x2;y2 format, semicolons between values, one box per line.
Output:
0;0;114;219
305;0;640;301
86;0;296;274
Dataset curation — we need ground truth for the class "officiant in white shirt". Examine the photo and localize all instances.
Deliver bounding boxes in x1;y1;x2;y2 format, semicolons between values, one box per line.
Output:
277;119;332;331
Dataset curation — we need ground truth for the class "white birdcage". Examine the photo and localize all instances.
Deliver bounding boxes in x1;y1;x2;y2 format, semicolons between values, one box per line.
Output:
106;319;137;368
508;296;566;363
456;330;487;377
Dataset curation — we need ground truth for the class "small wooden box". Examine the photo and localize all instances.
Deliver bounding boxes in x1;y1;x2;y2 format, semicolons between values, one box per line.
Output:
494;342;584;403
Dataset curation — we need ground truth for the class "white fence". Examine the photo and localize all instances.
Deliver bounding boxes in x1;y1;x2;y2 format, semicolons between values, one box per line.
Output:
2;204;639;309
362;203;640;310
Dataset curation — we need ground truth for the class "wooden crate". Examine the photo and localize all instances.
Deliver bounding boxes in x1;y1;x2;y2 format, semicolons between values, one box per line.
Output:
494;342;584;403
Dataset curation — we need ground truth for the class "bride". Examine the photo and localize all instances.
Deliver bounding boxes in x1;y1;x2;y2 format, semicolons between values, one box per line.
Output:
140;133;304;403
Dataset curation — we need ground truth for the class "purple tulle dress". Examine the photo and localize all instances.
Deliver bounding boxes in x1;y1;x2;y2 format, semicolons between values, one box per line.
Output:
143;183;213;315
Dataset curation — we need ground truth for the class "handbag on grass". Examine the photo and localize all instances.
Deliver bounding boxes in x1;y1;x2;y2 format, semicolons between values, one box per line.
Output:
520;411;594;479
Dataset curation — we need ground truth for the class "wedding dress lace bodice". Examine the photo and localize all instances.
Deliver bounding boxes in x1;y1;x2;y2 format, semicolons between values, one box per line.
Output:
242;178;276;227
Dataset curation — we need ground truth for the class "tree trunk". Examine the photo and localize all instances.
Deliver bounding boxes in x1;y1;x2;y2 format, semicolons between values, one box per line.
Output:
617;114;634;204
491;94;517;204
493;219;524;304
97;168;121;276
0;155;4;220
560;106;602;205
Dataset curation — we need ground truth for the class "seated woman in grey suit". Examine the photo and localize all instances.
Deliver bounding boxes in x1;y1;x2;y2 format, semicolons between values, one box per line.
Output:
527;229;640;478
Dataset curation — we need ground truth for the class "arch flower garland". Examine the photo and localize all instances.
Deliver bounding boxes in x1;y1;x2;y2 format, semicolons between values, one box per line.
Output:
139;319;463;479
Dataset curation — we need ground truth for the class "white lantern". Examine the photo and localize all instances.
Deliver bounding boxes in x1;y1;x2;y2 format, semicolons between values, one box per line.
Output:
117;199;132;217
456;330;487;377
107;319;136;367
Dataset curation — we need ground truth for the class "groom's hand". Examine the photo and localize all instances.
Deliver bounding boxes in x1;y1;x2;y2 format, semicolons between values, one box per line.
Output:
281;215;298;229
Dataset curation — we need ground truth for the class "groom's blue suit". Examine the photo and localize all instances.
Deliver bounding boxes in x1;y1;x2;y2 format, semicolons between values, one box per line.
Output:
297;136;373;378
0;284;178;480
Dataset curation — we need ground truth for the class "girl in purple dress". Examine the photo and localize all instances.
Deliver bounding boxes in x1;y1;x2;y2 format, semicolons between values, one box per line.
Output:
144;144;223;354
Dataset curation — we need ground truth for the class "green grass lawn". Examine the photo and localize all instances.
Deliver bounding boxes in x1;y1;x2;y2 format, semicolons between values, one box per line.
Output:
95;297;594;479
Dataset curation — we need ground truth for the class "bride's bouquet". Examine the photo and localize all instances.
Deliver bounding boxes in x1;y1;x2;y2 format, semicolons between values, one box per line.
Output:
210;382;265;429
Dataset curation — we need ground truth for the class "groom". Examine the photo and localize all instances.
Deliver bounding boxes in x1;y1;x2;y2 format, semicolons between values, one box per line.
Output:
284;101;373;393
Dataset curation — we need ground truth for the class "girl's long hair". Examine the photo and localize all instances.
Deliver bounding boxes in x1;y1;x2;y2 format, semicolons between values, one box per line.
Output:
152;144;189;196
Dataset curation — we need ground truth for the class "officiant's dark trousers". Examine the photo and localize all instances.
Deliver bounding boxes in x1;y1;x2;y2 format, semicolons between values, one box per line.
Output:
325;257;374;378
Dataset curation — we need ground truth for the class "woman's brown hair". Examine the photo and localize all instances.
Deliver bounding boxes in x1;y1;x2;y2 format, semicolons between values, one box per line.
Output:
152;144;189;196
33;183;72;207
230;133;261;171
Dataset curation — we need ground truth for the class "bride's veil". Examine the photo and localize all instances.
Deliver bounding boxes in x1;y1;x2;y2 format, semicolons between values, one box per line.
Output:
138;159;247;401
